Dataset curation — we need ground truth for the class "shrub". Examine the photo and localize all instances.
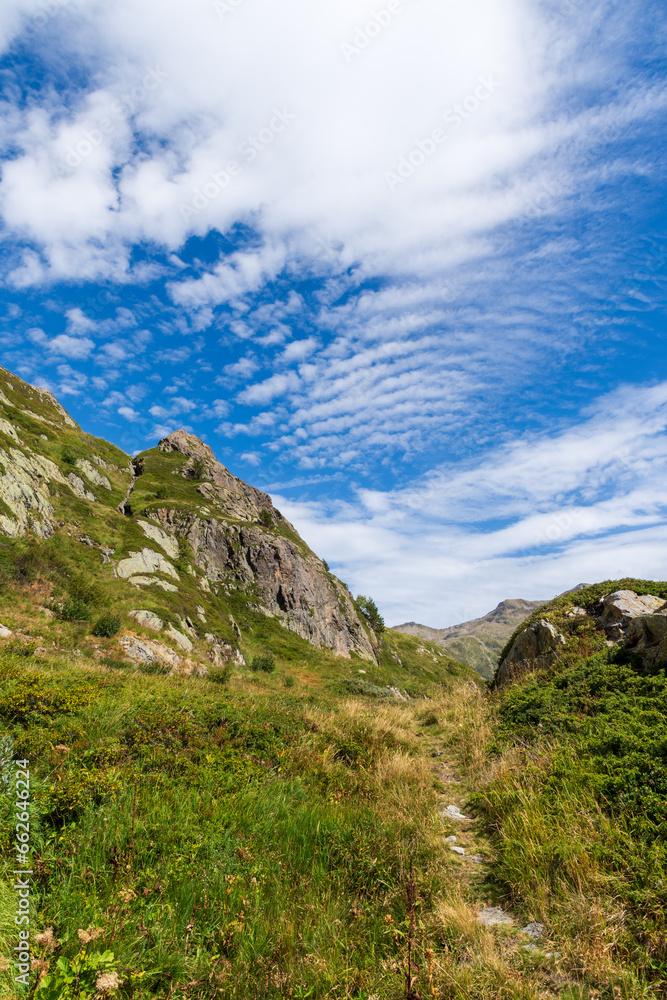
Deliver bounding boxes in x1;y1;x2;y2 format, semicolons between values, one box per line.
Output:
61;445;78;465
208;664;231;685
259;508;273;527
5;639;36;657
68;573;105;607
189;456;208;480
92;613;122;638
154;485;169;500
250;654;276;674
282;673;295;688
55;597;91;622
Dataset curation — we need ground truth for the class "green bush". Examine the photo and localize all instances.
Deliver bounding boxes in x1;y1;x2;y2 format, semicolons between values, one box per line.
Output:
154;485;169;500
208;664;231;685
92;613;122;638
250;654;276;673
189;456;208;480
55;597;91;622
61;445;78;465
283;673;295;688
5;639;36;658
259;508;273;527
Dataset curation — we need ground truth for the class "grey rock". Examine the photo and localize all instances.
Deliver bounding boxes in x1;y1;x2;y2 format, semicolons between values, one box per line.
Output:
477;907;513;927
0;624;12;637
623;612;667;670
0;444;71;539
128;610;164;632
441;805;468;822
115;548;179;581
68;473;96;502
496;620;566;686
0;419;20;443
137;519;179;559
196;606;207;622
75;459;111;490
127;575;179;592
119;636;181;669
205;633;246;667
449;845;465;856
165;624;194;653
522;922;544;940
445;836;457;844
151;508;376;662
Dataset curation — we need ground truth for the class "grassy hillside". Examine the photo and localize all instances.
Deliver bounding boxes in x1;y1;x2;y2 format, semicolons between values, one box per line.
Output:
456;580;667;998
0;556;480;999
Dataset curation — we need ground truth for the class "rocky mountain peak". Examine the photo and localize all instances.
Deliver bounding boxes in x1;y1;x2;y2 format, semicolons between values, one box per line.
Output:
158;430;217;462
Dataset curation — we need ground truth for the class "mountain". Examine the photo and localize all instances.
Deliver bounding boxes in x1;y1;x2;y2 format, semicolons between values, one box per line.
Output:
0;363;471;685
393;598;545;679
0;363;664;997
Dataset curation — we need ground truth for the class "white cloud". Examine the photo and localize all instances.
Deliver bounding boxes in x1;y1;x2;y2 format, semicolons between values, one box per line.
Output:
47;334;95;359
274;381;667;625
0;0;659;293
118;405;141;421
65;307;97;335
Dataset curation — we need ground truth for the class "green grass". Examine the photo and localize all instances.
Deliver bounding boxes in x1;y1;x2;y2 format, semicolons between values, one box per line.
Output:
0;646;473;999
463;606;667;996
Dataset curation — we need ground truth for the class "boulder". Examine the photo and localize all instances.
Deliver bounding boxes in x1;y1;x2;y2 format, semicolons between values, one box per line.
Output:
128;610;164;632
496;620;566;685
67;473;96;502
137;519;179;560
75;459;111;490
165;624;194;653
115;548;179;581
597;590;664;641
119;636;181;669
623;613;667;671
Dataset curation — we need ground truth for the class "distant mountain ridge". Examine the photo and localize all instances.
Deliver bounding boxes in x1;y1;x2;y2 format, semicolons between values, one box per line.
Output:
393;599;545;679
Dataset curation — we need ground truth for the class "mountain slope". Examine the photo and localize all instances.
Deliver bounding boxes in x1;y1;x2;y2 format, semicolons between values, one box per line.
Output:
393;598;545;678
0;366;381;668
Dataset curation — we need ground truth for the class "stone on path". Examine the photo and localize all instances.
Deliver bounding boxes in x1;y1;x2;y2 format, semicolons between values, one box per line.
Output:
477;907;513;927
441;804;468;821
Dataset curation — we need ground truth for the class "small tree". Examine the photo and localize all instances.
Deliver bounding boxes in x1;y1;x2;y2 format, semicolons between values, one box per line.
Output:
355;595;385;634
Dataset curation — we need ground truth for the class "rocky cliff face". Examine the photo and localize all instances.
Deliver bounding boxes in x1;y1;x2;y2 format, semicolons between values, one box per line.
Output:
393;599;545;679
0;369;376;665
142;431;375;661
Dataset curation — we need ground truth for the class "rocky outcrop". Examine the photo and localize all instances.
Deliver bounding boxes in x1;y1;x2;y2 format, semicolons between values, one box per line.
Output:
75;459;111;491
68;473;96;502
158;430;280;524
115;548;179;582
596;590;665;642
622;612;667;671
0;443;68;538
150;507;375;661
119;635;207;678
496;619;566;686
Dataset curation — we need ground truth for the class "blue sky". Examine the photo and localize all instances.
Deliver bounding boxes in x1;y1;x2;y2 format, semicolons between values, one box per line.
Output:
0;0;666;625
